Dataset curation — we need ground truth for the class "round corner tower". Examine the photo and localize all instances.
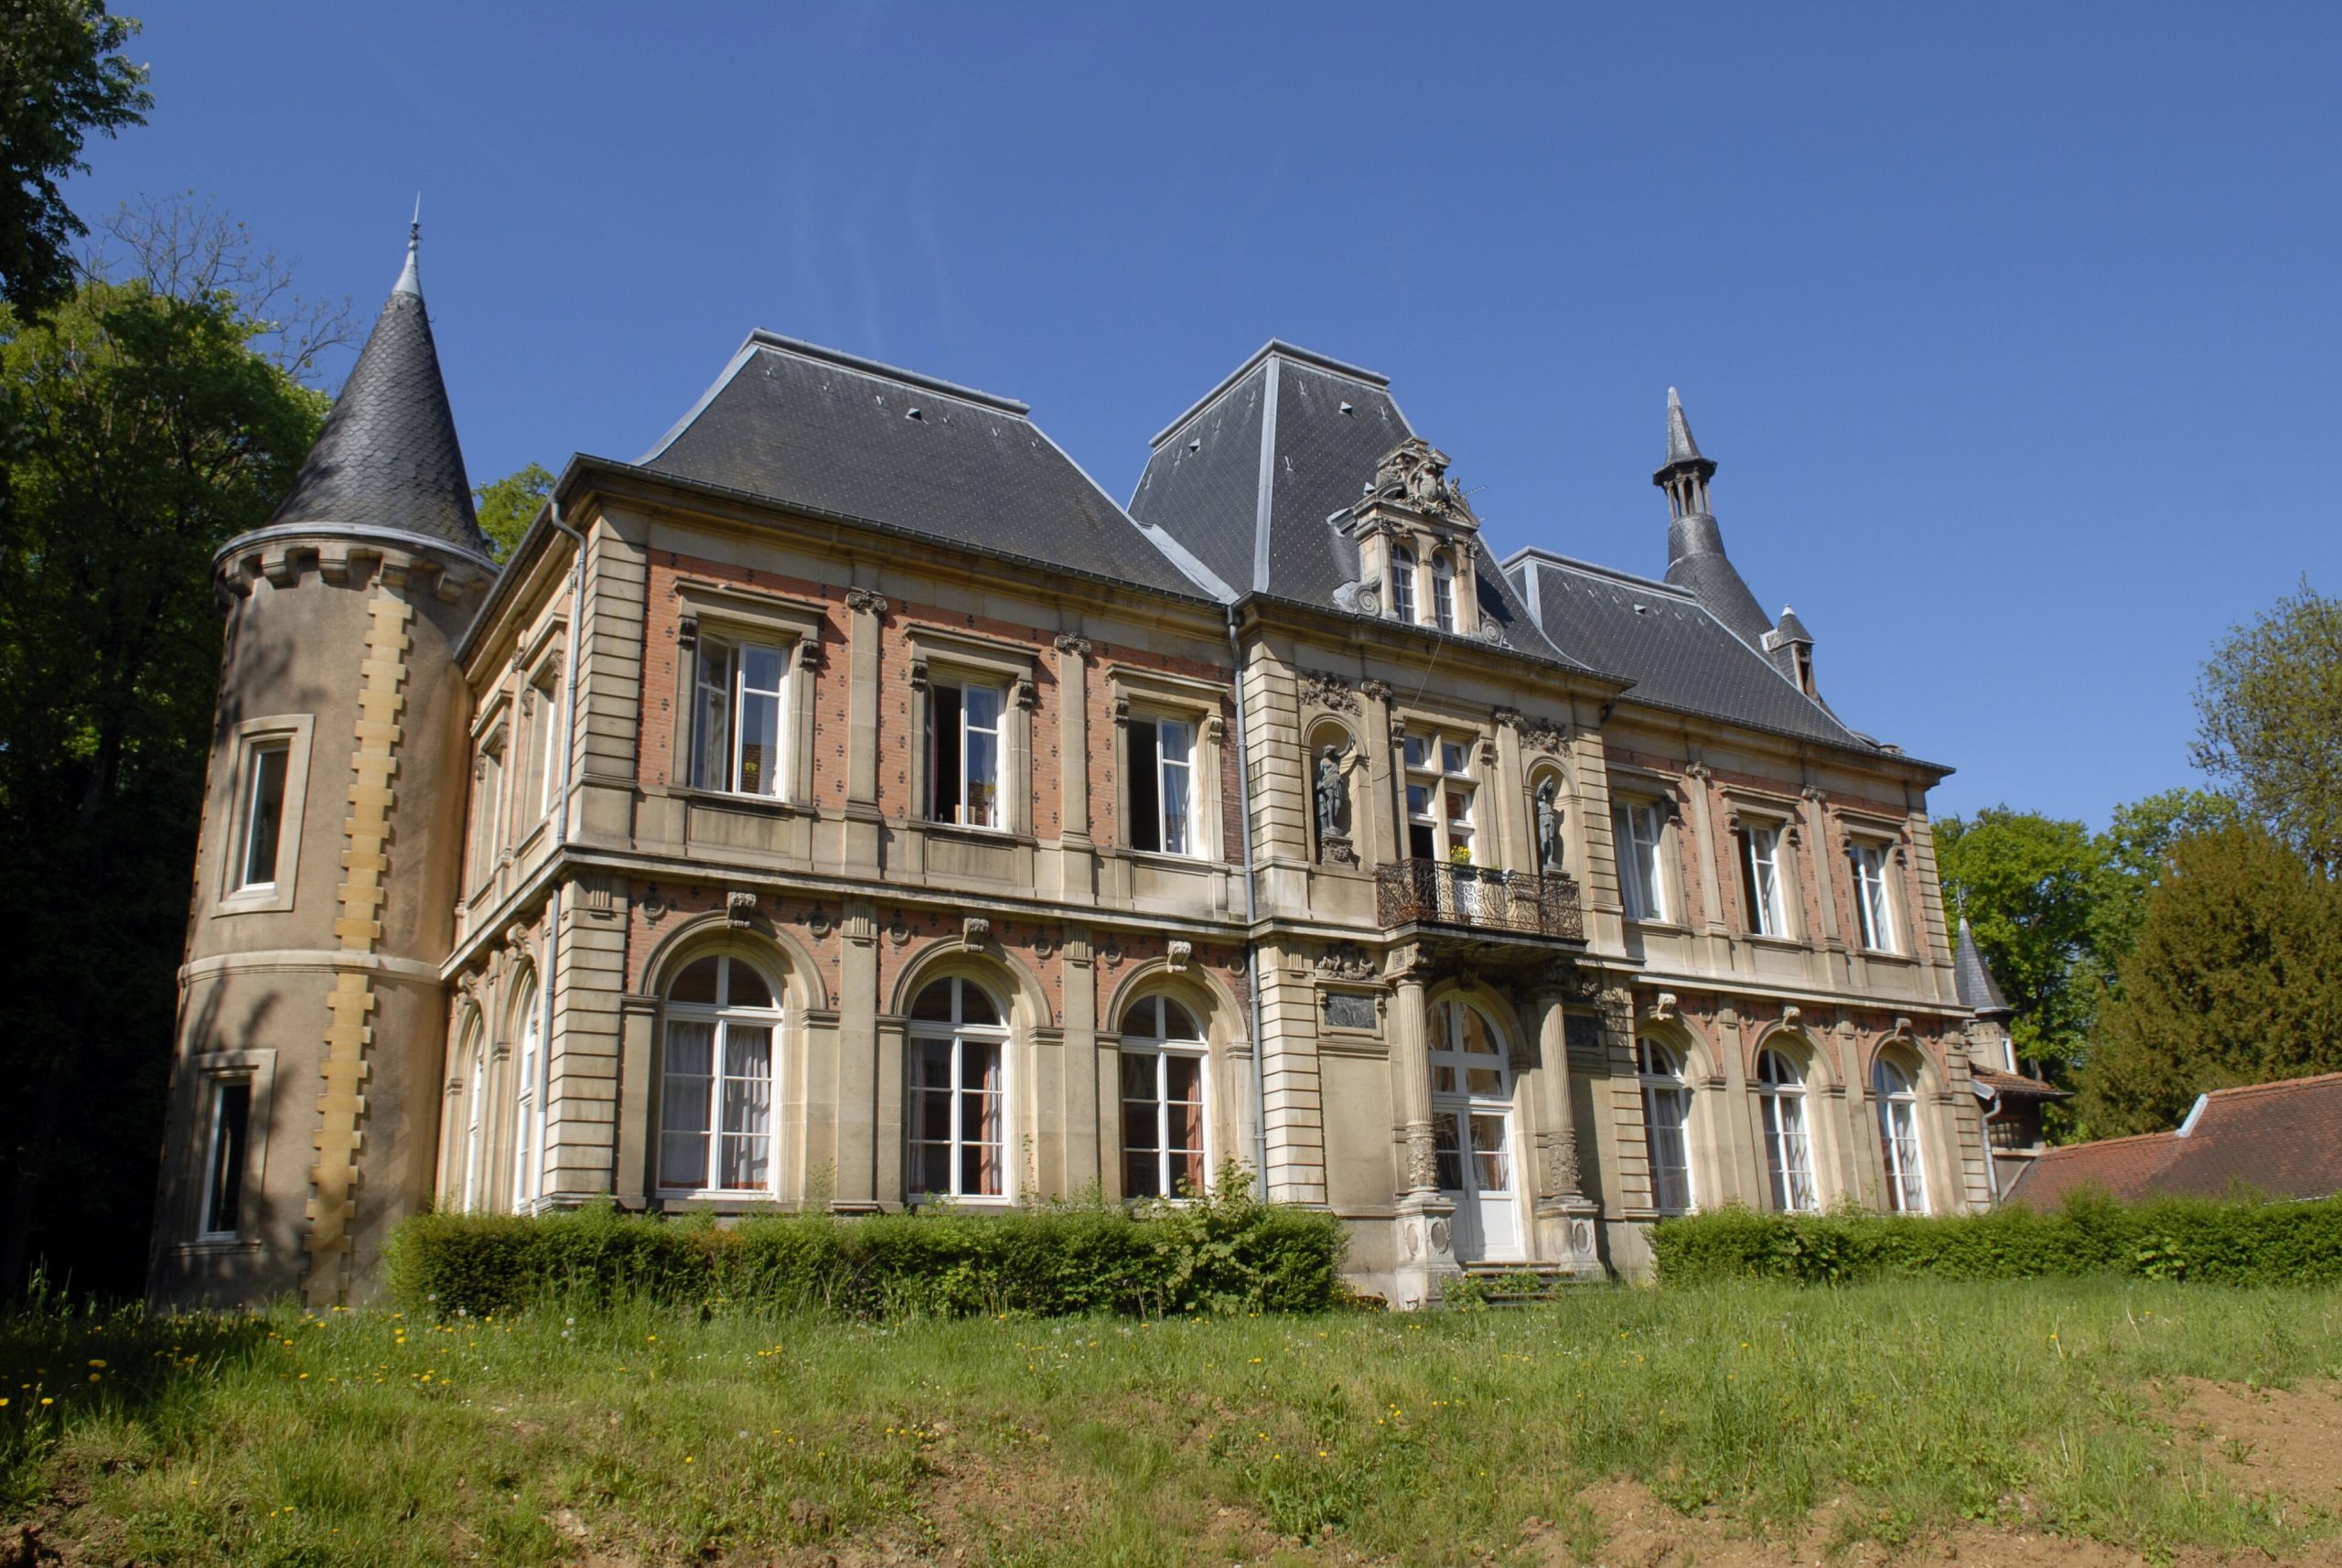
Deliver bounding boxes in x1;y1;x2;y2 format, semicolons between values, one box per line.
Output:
150;229;500;1308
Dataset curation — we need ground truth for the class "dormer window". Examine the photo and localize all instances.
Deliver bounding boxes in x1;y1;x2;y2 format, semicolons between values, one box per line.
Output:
1431;553;1456;632
1390;546;1416;623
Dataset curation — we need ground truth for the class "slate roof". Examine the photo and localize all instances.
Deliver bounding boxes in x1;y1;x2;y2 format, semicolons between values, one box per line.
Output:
265;234;492;560
1953;918;2014;1016
643;332;1220;600
1507;549;1876;749
1126;343;1563;662
2004;1072;2342;1208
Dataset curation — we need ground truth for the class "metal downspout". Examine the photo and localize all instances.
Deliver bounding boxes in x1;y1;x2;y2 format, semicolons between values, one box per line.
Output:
535;501;587;1207
1226;605;1272;1198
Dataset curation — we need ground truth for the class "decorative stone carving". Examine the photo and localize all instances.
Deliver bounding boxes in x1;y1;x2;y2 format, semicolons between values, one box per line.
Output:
1013;676;1037;711
796;638;822;671
1534;779;1563;871
1683;760;1713;782
1403;1123;1440;1192
1166;939;1193;973
908;658;929;691
1031;932;1057;961
1101;939;1124;969
1548;1129;1583;1197
1316;941;1377;981
639;885;669;924
1359;677;1392;703
885;917;910;947
725;889;758;928
803;907;834;939
1477;622;1507;647
842;905;876;946
1365;436;1470;521
1428;1217;1453;1255
675;613;699;650
962;916;991;948
1331;580;1380;617
1520;717;1566;755
1300;669;1359;714
1569;1219;1595;1256
1782;1004;1802;1026
1052;632;1092;658
1648;992;1681;1023
1313;743;1354;865
844;587;888;616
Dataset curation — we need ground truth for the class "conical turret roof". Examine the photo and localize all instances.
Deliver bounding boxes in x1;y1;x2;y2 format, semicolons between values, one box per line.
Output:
1953;917;2014;1017
1655;385;1716;482
263;226;491;560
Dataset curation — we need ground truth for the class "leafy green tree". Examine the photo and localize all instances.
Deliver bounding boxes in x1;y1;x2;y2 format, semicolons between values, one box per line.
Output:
0;0;151;312
2192;581;2342;872
2093;787;2242;960
475;462;553;561
0;271;325;1295
2079;822;2342;1135
1935;807;2111;1085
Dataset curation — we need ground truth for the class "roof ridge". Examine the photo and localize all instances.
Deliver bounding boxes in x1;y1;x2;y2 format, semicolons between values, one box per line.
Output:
1148;339;1390;450
1503;545;1700;601
2200;1070;2342;1101
745;329;1031;414
2037;1129;2182;1155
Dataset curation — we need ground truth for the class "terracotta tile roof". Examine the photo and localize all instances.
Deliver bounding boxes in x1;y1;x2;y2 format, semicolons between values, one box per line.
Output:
1973;1065;2065;1100
2004;1071;2342;1208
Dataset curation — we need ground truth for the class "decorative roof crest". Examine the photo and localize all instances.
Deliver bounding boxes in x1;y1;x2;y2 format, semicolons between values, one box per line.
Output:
1361;437;1473;525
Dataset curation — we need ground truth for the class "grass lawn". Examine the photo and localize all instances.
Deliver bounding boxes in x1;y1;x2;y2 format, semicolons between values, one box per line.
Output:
5;1278;2340;1566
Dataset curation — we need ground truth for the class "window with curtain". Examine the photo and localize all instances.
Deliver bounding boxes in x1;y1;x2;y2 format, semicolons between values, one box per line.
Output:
693;636;788;798
1119;994;1207;1198
1736;822;1788;936
1875;1057;1926;1213
1613;800;1667;921
1126;716;1195;855
1637;1038;1693;1213
908;976;1007;1199
659;953;781;1194
1756;1047;1818;1212
1848;841;1896;952
927;682;1003;828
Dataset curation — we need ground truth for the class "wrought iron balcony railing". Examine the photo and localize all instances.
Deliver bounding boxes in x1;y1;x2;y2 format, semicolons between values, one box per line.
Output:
1375;858;1585;941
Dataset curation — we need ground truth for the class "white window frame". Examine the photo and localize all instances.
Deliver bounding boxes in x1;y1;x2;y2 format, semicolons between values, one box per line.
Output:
692;634;790;800
1126;713;1197;857
1848;840;1897;953
215;715;312;915
234;739;291;892
1431;553;1457;632
658;953;784;1198
906;976;1011;1203
510;978;542;1210
1637;1038;1694;1214
1390;545;1417;623
926;679;1005;831
1426;999;1515;1200
1875;1057;1927;1214
198;1074;254;1240
460;1031;489;1211
1117;994;1209;1200
1756;1047;1819;1212
1614;800;1668;922
1402;729;1477;865
1737;821;1789;938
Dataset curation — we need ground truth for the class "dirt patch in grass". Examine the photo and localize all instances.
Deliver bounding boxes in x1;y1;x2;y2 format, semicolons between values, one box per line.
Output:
2170;1378;2342;1512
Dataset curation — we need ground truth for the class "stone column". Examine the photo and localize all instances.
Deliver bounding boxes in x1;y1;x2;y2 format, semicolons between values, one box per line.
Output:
1386;947;1454;1309
1490;712;1533;875
842;588;886;872
1058;923;1100;1197
1359;679;1398;865
1682;759;1730;967
1053;636;1094;902
833;899;879;1210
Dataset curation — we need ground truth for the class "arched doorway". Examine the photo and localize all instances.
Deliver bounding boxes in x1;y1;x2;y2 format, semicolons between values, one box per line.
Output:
1428;998;1520;1261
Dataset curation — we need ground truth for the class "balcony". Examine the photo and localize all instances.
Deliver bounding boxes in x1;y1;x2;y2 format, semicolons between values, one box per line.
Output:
1375;858;1585;942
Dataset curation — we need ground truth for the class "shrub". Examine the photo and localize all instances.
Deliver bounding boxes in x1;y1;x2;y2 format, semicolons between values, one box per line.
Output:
1650;1190;2342;1287
385;1176;1346;1320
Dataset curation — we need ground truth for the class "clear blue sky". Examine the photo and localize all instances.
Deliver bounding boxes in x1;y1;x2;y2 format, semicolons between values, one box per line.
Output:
74;3;2342;829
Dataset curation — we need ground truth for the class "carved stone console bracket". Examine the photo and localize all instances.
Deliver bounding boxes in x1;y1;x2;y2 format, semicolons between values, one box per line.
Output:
725;889;759;929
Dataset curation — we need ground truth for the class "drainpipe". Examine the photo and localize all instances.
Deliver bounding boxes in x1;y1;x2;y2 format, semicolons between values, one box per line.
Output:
1225;604;1272;1199
534;500;587;1208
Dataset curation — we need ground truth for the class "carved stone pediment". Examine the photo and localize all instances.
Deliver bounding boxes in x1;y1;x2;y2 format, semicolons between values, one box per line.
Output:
1364;437;1472;522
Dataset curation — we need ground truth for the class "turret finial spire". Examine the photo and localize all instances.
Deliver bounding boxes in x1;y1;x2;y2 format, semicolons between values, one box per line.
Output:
394;195;422;298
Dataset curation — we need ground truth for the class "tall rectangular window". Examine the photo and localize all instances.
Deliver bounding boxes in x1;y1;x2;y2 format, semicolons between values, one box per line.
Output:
236;741;290;891
1737;823;1787;937
1127;717;1195;855
1389;547;1417;623
1848;842;1896;952
200;1078;252;1238
927;682;1003;828
469;736;505;884
1613;801;1666;921
1432;555;1457;632
692;637;786;798
1121;1050;1206;1198
522;676;559;825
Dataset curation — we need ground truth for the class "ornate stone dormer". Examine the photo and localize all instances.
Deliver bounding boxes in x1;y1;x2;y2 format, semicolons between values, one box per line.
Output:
1350;437;1482;637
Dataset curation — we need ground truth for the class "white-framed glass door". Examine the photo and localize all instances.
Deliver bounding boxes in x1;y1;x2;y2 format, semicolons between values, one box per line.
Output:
1427;999;1520;1260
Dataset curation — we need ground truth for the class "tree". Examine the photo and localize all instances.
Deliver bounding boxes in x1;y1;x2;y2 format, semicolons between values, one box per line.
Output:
2092;787;2242;960
0;261;326;1295
2079;822;2342;1135
2192;581;2342;872
1934;807;2111;1086
0;0;151;313
475;462;553;561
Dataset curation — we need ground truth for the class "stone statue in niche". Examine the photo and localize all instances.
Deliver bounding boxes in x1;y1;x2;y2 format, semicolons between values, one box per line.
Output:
1314;741;1356;865
1534;779;1563;871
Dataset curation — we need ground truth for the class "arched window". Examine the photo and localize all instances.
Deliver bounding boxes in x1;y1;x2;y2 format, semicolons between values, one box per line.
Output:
510;978;541;1209
1875;1056;1926;1214
1427;1000;1520;1260
1119;995;1207;1198
659;953;782;1195
1431;553;1457;632
1756;1046;1818;1212
1638;1038;1693;1214
1390;546;1417;624
908;976;1006;1200
460;1030;489;1212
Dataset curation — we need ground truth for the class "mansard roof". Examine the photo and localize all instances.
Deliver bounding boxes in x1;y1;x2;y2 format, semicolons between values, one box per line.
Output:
642;331;1224;600
263;234;492;560
1126;342;1561;661
1505;550;1875;750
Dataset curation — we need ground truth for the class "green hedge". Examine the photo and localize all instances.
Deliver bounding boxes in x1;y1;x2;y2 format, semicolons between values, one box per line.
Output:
1651;1192;2342;1287
385;1181;1346;1320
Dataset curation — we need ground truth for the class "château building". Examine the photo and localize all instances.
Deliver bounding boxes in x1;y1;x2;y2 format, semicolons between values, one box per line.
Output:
152;231;2018;1308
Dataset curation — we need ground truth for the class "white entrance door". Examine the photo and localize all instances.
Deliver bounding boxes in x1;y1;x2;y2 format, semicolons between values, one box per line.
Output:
1429;1000;1523;1262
